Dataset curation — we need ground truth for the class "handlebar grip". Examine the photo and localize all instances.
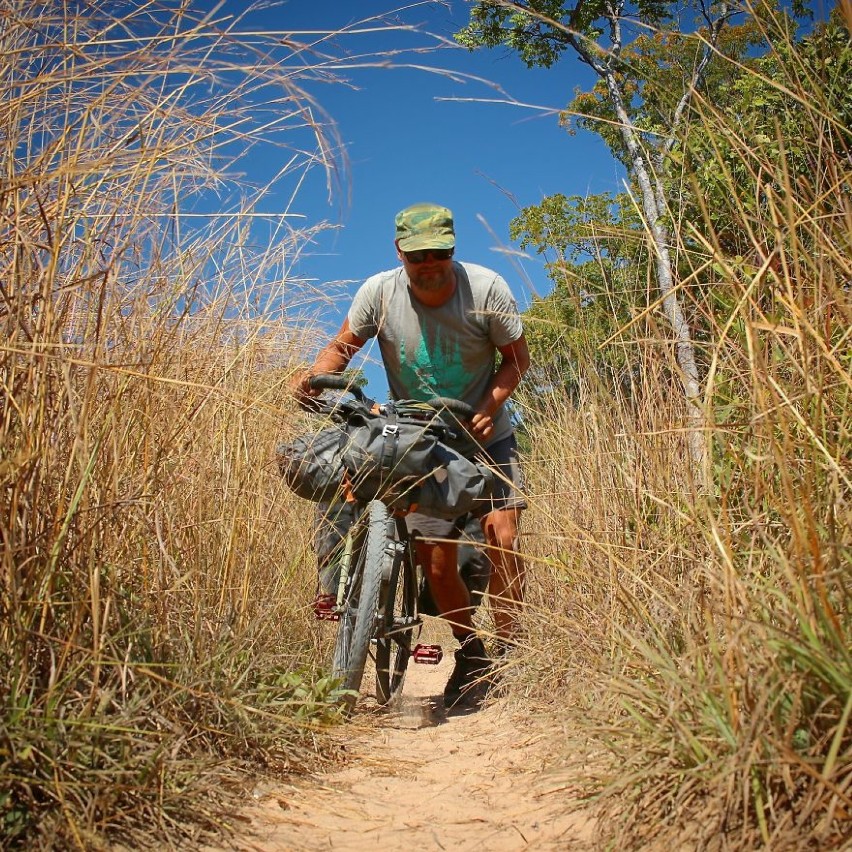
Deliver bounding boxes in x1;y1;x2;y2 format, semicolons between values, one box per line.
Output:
308;373;366;400
427;397;477;421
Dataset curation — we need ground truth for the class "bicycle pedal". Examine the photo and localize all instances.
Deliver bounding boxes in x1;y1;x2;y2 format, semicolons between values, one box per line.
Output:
413;643;443;665
313;593;340;621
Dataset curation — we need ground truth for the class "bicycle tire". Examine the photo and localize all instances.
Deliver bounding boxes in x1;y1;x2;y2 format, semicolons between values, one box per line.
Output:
375;533;418;706
331;500;388;715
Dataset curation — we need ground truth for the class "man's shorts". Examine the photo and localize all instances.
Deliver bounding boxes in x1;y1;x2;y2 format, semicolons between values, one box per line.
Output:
405;433;527;541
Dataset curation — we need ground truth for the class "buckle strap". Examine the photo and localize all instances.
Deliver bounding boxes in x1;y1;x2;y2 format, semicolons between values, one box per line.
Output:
380;408;399;473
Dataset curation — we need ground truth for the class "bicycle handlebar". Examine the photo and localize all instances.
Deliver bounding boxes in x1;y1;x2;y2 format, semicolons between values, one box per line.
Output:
426;397;476;422
308;373;367;400
301;373;479;446
305;374;475;422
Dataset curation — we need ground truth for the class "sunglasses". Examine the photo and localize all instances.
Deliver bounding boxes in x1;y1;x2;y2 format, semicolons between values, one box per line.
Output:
403;247;454;264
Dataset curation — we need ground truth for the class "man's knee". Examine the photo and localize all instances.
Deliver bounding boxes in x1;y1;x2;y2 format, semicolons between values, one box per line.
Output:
418;541;459;585
481;509;521;554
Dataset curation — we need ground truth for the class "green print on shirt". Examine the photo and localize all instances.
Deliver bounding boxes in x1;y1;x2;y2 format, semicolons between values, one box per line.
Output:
399;332;468;401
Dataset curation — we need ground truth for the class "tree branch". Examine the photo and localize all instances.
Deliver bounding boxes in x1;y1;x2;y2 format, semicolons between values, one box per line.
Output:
664;3;731;154
489;0;615;74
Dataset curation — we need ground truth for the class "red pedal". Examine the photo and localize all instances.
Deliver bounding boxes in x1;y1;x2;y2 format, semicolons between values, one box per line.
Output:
413;644;443;665
313;593;340;621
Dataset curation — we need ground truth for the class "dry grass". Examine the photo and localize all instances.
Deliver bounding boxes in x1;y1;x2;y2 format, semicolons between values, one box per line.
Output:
512;5;851;849
0;1;435;847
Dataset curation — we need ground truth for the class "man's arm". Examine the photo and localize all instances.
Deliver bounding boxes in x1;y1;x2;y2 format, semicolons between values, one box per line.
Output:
470;334;531;441
291;318;367;398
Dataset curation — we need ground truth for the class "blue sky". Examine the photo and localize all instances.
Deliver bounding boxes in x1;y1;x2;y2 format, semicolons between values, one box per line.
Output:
219;1;624;390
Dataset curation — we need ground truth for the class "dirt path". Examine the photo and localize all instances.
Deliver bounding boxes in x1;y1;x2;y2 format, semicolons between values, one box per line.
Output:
217;624;597;851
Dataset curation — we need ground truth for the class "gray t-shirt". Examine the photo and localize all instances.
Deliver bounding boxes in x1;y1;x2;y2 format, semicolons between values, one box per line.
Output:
348;261;523;443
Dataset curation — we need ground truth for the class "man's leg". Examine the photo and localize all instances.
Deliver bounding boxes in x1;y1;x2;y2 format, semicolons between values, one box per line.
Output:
474;434;526;646
416;537;492;707
415;539;473;636
314;501;354;595
481;507;525;643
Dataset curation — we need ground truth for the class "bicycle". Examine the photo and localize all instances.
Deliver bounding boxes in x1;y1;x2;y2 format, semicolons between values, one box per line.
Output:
295;373;488;715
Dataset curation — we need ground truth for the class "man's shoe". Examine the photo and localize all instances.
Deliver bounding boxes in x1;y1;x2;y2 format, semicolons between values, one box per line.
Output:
443;635;494;708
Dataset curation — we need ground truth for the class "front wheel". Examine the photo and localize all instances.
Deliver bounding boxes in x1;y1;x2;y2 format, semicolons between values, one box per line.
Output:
331;500;389;715
375;535;418;706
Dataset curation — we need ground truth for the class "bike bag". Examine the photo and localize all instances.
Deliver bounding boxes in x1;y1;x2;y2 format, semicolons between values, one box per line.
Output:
278;399;493;518
276;425;348;502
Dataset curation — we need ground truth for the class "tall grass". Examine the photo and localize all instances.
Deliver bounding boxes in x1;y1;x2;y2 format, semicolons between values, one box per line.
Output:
517;5;850;848
0;2;375;847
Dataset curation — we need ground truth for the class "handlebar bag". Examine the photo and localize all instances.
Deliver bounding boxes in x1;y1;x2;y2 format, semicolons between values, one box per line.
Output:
403;444;494;519
342;408;438;484
277;400;494;517
341;405;494;518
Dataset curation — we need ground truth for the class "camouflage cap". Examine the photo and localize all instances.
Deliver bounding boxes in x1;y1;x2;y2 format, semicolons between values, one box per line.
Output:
394;202;455;251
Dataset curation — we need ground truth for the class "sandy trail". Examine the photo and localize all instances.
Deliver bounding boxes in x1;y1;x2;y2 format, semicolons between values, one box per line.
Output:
219;623;597;851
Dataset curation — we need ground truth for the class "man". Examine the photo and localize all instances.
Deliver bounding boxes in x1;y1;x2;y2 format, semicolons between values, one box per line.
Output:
293;202;530;707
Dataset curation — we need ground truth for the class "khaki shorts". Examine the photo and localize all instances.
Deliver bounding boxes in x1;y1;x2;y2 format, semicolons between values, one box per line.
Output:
474;433;527;514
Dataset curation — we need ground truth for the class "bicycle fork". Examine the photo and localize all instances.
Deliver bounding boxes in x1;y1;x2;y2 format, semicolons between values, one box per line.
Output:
376;535;418;643
313;531;355;622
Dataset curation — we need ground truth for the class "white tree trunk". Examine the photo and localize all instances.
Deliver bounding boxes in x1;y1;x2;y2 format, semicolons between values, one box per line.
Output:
604;70;706;467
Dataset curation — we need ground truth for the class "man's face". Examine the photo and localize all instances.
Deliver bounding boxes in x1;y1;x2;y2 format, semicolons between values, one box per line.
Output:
397;245;455;294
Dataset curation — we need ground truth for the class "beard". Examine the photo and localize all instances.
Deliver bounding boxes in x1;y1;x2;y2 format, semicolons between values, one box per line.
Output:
407;263;454;292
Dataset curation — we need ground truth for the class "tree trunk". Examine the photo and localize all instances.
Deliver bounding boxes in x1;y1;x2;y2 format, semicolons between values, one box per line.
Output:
603;69;706;469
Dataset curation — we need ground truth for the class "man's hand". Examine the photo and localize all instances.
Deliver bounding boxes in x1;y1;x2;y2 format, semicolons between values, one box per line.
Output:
289;369;320;402
469;411;494;442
